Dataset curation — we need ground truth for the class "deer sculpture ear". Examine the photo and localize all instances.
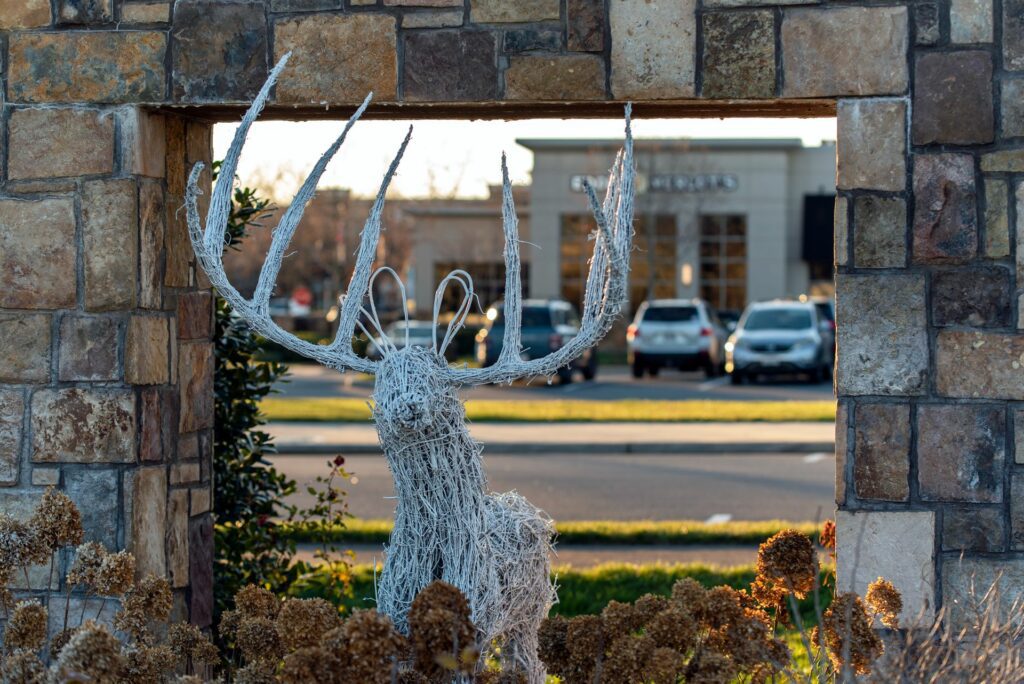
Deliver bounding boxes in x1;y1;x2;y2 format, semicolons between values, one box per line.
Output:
431;269;477;359
357;266;410;360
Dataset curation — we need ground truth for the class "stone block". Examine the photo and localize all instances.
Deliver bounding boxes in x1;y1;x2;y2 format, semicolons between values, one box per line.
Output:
782;7;908;97
57;0;112;24
0;315;51;383
951;0;993;43
32;389;135;464
1005;0;1024;71
383;0;460;4
47;597;118;633
836;99;906;192
9;108;114;179
31;468;60;486
169;489;189;588
701;10;775;99
401;10;463;28
122;1;171;22
1014;471;1024;547
610;0;696;99
706;0;815;6
918;405;1005;503
0;391;24;486
834;196;849;266
913;51;994;145
470;0;558;22
0;198;77;309
179;343;215;432
853;402;910;502
982;149;1024;171
171;0;268;103
404;31;498;101
836;274;928;396
505;55;605;100
503;29;561;53
1003;79;1024;140
984;178;1010;256
836;401;849;506
189;515;214;627
119;110;166;179
271;0;342;9
937;330;1024;399
131;467;168;580
177;292;213;340
139;180;166;309
171;463;201;485
568;0;604;52
914;2;941;45
0;0;50;27
139;388;177;463
65;468;120;548
126;316;170;385
83;179;139;311
191;486;211;515
943;558;1024;629
943;507;1004;552
837;510;935;624
853;195;906;268
8;31;166;103
912;154;977;263
932;266;1011;327
274;14;397;103
58;315;120;382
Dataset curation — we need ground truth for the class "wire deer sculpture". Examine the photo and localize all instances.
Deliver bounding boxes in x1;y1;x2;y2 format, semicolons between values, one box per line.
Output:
186;54;635;682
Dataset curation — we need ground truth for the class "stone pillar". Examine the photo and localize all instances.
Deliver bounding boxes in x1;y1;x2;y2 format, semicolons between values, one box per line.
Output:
0;103;215;627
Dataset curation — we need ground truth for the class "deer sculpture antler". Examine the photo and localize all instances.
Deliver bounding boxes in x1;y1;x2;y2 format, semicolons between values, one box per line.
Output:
186;53;635;683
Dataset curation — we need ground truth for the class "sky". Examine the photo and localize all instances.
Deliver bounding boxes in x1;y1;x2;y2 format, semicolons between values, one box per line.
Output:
213;117;837;202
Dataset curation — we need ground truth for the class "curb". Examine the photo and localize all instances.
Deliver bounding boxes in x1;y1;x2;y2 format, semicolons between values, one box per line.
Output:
275;442;836;456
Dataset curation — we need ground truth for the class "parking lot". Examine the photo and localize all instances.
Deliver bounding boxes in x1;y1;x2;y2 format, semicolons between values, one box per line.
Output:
276;363;835;402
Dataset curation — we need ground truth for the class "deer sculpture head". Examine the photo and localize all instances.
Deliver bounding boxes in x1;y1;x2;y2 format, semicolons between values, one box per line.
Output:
186;53;635;681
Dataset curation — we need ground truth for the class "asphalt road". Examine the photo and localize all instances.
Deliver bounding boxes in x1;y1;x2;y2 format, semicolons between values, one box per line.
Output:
270;451;835;522
274;364;834;402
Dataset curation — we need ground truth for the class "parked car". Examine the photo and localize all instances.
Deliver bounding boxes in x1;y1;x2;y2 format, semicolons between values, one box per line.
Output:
475;299;597;383
805;295;836;359
626;299;729;379
367;320;448;361
725;300;832;384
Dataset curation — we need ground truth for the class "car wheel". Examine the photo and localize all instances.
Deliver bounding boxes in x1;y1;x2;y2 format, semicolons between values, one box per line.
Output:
631;361;644;379
730;372;744;385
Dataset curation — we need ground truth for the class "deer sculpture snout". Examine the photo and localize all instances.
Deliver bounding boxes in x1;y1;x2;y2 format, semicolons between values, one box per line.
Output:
393;391;434;431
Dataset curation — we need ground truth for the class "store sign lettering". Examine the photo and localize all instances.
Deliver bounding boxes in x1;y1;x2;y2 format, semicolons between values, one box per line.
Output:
570;173;739;194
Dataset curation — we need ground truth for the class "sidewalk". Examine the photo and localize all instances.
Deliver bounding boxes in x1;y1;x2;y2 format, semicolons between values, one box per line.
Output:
268;421;835;455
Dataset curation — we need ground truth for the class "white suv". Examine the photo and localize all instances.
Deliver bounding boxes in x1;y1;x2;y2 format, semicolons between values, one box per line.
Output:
725;300;832;384
626;299;728;379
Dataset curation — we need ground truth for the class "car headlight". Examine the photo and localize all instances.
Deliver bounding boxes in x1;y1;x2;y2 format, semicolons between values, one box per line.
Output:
792;339;817;351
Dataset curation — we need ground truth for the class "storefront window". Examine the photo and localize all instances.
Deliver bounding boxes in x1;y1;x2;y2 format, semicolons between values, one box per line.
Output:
699;215;747;311
433;262;529;310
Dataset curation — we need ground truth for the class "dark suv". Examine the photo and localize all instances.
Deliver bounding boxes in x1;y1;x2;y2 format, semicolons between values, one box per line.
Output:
475;299;597;383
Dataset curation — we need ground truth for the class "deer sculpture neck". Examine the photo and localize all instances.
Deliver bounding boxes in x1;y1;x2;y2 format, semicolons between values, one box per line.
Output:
185;52;635;683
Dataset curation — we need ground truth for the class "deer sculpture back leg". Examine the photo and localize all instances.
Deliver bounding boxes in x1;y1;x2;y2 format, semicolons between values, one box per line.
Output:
185;53;635;682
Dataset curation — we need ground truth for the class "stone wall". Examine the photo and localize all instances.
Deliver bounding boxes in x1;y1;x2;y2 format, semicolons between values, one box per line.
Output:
0;0;1018;626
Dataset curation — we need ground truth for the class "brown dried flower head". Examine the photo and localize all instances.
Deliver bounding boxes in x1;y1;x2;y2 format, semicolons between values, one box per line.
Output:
235;584;281;622
646;604;699;653
279;646;343;684
115;575;174;643
602;634;655;683
670;577;708;617
0;515;46;572
755;529;818;600
820;519;836;551
686;649;738;684
1;649;46;684
407;581;477;680
634;593;670;624
52;621;127;682
537;615;571;678
325;609;406;684
6;601;48;652
819;592;884;675
600;600;642;636
123;644;178;682
95;550;136;596
168;622;221;665
30;487;84;552
865;577;902;630
236;616;283;664
276;597;341;653
50;628;76;659
234;658;279;684
645;646;685;684
67;541;107;588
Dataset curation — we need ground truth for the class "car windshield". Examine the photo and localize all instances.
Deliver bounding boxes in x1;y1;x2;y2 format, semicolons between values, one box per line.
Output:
642;306;698;323
814;302;835;322
743;308;813;331
492;307;552;328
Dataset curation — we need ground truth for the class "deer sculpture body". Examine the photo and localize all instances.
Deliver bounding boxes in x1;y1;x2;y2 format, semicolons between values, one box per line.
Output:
185;54;635;682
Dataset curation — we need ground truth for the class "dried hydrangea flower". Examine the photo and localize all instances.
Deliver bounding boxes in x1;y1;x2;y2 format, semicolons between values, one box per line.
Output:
564;614;605;681
601;600;642;636
218;608;241;642
167;622;221;666
0;515;46;573
6;600;48;652
94;550;136;596
324;609;406;684
634;593;670;624
51;620;127;682
865;577;903;630
644;646;685;684
50;628;76;659
275;598;341;653
670;577;708;616
236;617;282;664
279;646;343;683
407;581;477;680
819;519;836;551
394;671;429;684
235;584;280;622
1;648;46;684
646;605;699;654
602;634;654;683
30;487;84;552
686;649;737;684
819;592;884;675
755;529;818;601
537;615;571;678
234;658;279;684
67;541;108;588
116;575;174;643
123;644;177;682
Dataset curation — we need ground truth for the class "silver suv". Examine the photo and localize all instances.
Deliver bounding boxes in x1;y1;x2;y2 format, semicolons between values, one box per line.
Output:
725;300;832;384
626;299;728;379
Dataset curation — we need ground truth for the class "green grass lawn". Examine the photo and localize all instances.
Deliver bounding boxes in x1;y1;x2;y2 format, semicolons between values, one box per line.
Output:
261;397;836;423
278;518;822;546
